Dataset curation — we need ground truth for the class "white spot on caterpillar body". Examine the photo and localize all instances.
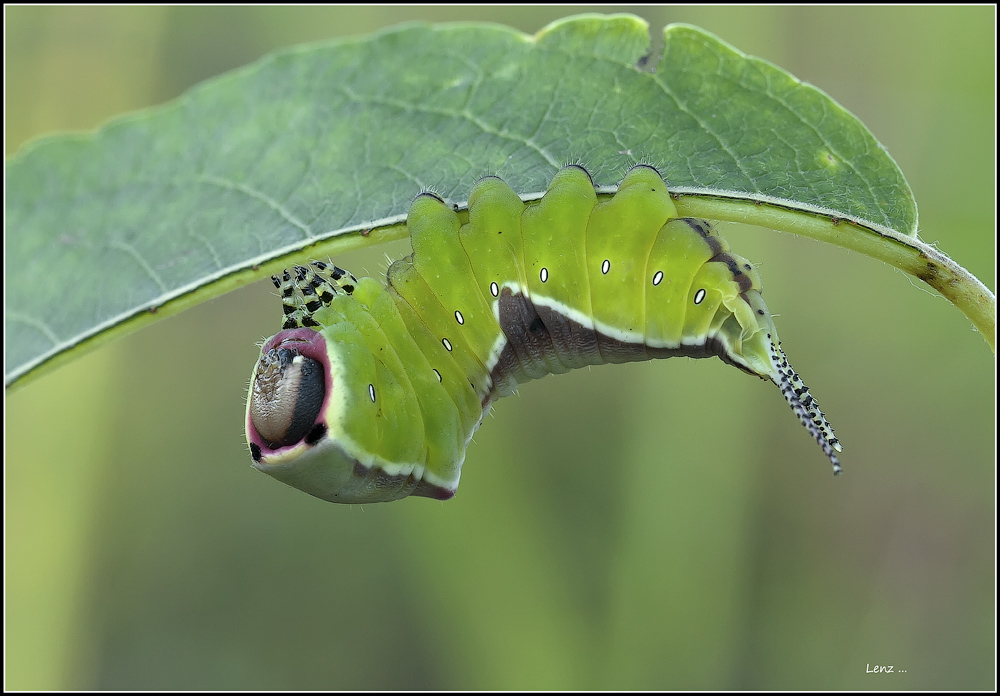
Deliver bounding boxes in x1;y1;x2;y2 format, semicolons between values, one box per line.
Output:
601;259;611;274
540;267;548;283
694;288;706;305
455;310;464;325
442;338;453;351
652;271;663;286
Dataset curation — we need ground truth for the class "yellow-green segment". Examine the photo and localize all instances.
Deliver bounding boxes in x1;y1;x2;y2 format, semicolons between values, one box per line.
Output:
246;165;843;504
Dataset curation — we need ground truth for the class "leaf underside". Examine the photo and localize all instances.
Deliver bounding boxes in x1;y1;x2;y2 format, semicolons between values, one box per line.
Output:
4;15;924;387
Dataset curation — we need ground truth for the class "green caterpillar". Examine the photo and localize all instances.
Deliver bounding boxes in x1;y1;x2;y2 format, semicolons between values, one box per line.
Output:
245;165;842;503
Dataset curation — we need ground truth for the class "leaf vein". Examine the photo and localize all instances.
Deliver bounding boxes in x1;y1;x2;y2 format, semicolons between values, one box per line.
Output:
7;312;61;346
108;240;169;294
196;174;313;238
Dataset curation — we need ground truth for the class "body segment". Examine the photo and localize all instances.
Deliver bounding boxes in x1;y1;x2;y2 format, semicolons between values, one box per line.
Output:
246;165;842;503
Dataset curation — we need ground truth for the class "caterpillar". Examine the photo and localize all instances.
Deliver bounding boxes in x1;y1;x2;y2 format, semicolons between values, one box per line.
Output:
245;165;842;503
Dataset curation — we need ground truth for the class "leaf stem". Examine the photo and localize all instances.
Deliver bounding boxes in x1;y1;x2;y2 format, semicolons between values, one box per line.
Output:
674;195;996;353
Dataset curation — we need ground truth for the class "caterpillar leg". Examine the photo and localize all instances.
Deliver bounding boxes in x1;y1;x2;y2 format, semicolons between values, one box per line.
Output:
273;262;358;330
766;333;843;475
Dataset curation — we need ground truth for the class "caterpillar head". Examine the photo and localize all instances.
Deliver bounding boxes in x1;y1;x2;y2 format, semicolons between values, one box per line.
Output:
246;327;454;503
246;329;341;492
250;343;325;450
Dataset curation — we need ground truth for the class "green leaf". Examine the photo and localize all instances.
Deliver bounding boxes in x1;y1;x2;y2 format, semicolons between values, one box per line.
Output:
4;14;993;388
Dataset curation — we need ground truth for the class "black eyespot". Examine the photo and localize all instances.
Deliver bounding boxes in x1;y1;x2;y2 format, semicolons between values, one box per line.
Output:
305;422;328;445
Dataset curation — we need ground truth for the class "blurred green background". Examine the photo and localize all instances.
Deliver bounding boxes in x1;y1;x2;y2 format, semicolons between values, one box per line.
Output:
5;6;994;690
